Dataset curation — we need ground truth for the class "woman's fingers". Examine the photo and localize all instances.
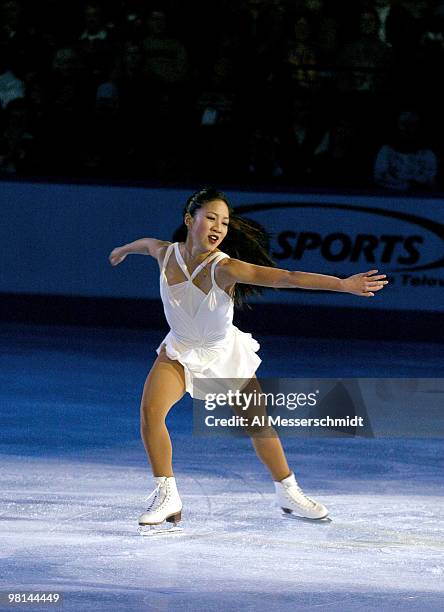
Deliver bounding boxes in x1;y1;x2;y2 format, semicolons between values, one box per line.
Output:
362;280;389;296
367;281;388;288
109;249;126;266
352;271;389;297
362;269;379;276
363;284;385;293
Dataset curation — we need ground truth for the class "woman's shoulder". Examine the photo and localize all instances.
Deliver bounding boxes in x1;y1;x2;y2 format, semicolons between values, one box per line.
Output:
156;241;174;266
214;249;231;262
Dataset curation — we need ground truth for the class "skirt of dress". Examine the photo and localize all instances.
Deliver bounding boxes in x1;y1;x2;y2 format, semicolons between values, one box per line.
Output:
156;325;261;399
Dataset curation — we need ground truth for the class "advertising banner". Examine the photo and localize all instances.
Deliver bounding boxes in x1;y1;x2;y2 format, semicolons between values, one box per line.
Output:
231;191;444;312
1;181;443;312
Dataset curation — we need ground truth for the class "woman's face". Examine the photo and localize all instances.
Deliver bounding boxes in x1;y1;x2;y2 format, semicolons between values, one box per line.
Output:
186;199;230;250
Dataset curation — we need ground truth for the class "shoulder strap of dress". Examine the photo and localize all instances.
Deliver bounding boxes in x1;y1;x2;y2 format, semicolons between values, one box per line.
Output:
161;243;175;275
210;252;230;286
189;249;221;280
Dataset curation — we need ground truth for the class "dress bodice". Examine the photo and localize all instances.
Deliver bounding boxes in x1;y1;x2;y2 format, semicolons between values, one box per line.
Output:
159;242;233;346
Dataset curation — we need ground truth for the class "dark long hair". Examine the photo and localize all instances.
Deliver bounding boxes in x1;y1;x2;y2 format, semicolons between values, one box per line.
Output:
173;188;276;308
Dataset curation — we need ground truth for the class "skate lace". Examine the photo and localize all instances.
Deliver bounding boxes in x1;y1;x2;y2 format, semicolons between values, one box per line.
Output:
144;483;166;511
289;482;316;508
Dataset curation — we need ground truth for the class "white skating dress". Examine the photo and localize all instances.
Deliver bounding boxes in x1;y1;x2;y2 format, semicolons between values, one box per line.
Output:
156;243;261;399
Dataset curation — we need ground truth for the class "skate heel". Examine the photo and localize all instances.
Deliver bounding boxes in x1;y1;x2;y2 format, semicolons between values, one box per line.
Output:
166;511;182;523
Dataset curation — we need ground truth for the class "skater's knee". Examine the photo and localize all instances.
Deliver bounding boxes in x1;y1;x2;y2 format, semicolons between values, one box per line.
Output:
140;404;167;430
243;423;277;438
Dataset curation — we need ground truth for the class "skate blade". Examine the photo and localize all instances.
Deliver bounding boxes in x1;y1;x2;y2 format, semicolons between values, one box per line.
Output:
138;524;184;537
281;509;332;523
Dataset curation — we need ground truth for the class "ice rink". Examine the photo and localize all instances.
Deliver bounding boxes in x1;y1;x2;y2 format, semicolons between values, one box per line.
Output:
1;323;443;611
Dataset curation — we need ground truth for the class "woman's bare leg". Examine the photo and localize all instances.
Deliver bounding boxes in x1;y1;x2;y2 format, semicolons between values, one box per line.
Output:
238;376;291;482
251;436;291;482
140;345;186;477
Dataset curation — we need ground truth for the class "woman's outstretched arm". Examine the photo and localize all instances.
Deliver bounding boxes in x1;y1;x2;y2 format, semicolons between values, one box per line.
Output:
109;238;170;266
217;259;388;298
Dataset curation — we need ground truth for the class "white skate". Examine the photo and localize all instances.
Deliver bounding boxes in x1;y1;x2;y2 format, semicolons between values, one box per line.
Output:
274;472;330;521
138;476;183;536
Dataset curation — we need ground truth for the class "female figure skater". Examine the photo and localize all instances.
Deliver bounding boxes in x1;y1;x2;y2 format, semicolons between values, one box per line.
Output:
109;188;388;532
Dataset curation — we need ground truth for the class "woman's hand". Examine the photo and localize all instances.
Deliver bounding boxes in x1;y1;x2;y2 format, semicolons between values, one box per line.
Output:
109;246;128;266
341;270;388;297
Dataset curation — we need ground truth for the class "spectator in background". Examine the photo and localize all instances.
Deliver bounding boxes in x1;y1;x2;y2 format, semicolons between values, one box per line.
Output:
398;0;429;22
380;0;428;100
0;0;28;69
284;12;320;91
421;1;444;48
142;8;188;87
23;69;45;123
311;110;373;188
0;0;25;69
79;3;110;44
225;0;287;140
230;0;284;88
373;0;393;46
80;81;120;177
372;0;426;50
43;47;94;174
246;125;283;181
279;91;325;182
373;110;437;191
49;48;92;115
0;96;33;173
385;0;427;55
336;7;391;96
78;3;112;86
0;0;439;188
136;8;190;179
0;0;21;44
110;41;153;176
0;45;24;109
316;16;339;89
115;41;146;111
195;56;236;129
302;0;337;53
117;1;147;44
415;2;444;105
22;68;47;164
1;0;54;76
303;0;324;16
191;55;240;180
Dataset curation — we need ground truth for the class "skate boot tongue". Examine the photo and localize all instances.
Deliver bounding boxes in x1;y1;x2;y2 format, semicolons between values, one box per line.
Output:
154;476;168;486
279;473;297;487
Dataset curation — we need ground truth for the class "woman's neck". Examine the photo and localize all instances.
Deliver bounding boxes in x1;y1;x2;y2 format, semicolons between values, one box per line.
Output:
181;240;214;264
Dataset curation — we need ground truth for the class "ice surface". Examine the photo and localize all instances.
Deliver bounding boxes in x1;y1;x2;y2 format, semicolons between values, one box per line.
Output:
0;324;443;611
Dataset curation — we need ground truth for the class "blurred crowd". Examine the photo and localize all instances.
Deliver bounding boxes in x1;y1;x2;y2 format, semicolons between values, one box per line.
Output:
1;0;443;191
